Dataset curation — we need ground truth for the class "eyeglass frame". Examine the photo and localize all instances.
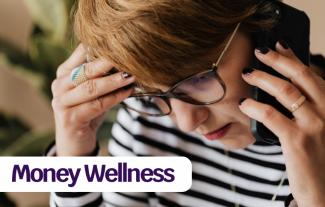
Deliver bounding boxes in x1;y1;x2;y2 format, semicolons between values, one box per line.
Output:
121;22;241;116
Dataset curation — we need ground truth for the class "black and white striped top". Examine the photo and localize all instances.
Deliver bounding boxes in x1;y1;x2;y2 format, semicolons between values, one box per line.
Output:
50;107;292;207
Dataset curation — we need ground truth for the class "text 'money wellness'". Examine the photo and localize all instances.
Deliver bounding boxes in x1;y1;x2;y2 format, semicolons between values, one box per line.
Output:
0;157;192;192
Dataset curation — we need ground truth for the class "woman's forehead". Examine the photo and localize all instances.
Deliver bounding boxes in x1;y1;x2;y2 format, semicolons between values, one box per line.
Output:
132;33;246;94
133;49;225;92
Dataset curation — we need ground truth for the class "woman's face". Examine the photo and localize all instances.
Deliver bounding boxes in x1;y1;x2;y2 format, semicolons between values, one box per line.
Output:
156;32;256;149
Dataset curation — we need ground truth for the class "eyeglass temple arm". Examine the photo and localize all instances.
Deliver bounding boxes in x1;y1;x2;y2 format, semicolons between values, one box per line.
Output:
212;22;241;68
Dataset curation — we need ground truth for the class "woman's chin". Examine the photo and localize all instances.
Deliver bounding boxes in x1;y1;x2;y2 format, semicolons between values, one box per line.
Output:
220;133;255;150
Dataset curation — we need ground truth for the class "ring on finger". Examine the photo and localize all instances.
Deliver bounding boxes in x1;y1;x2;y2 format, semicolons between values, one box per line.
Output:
289;95;306;113
70;64;89;87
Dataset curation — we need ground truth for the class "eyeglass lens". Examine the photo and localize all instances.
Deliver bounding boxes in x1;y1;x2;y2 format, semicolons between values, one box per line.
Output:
122;70;225;116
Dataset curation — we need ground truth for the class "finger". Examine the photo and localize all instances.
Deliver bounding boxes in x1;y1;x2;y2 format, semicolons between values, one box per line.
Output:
83;58;115;79
242;68;315;121
255;47;323;104
56;44;87;78
52;58;116;97
68;87;134;123
60;71;135;107
276;40;301;62
51;75;72;98
238;98;296;145
276;41;325;84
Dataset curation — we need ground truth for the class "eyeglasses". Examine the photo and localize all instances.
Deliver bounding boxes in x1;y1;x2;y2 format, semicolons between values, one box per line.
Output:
122;22;241;116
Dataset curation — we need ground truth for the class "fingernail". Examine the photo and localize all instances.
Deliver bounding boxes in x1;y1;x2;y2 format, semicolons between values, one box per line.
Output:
256;47;269;54
121;72;132;79
242;67;254;76
278;39;289;49
239;98;247;105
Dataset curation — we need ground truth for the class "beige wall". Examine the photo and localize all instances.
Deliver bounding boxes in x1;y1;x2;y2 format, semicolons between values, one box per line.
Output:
284;0;325;54
0;0;32;51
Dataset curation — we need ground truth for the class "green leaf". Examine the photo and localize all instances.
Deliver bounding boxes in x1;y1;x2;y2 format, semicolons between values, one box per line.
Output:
24;0;69;44
0;131;54;156
0;52;45;90
29;35;70;71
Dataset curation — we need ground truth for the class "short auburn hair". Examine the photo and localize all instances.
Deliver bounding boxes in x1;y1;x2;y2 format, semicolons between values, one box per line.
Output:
73;0;278;88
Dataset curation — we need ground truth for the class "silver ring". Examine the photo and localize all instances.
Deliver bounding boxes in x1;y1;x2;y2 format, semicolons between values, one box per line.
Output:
290;95;306;113
70;64;88;86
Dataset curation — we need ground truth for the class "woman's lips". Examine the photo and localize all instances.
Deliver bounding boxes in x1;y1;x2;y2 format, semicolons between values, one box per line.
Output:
204;123;232;140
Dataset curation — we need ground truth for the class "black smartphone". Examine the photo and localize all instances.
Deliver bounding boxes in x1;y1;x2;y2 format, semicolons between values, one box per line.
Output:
250;1;310;145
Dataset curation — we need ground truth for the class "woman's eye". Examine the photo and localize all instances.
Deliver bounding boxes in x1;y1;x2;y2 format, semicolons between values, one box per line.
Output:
190;76;208;85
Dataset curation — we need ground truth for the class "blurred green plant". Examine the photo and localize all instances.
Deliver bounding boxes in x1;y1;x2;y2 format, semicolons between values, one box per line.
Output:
0;0;74;158
0;0;118;155
1;0;75;97
0;0;119;206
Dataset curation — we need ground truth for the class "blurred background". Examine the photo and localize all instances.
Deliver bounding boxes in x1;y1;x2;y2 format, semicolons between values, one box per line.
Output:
0;0;324;207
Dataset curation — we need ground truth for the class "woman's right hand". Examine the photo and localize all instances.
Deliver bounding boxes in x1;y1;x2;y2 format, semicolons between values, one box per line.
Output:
51;44;135;156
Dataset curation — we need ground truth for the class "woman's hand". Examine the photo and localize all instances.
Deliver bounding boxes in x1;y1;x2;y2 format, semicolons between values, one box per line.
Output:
238;41;325;207
51;44;135;156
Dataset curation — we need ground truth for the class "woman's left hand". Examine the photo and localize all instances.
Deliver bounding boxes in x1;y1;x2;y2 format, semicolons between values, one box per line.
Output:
239;41;325;207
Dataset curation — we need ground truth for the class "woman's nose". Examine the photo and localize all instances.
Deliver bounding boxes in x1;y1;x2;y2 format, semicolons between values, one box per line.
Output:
169;98;209;133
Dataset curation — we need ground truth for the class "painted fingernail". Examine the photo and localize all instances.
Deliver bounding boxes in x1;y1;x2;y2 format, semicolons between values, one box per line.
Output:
239;98;247;105
121;72;132;79
256;47;269;54
278;39;289;49
242;67;254;76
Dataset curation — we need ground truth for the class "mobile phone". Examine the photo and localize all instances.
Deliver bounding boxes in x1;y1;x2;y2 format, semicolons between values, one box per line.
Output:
250;1;310;144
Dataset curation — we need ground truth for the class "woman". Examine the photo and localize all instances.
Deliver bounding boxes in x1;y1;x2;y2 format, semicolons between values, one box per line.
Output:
48;0;325;206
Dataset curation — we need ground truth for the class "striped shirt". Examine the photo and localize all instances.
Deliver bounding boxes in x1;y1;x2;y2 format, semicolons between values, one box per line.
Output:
50;107;293;207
